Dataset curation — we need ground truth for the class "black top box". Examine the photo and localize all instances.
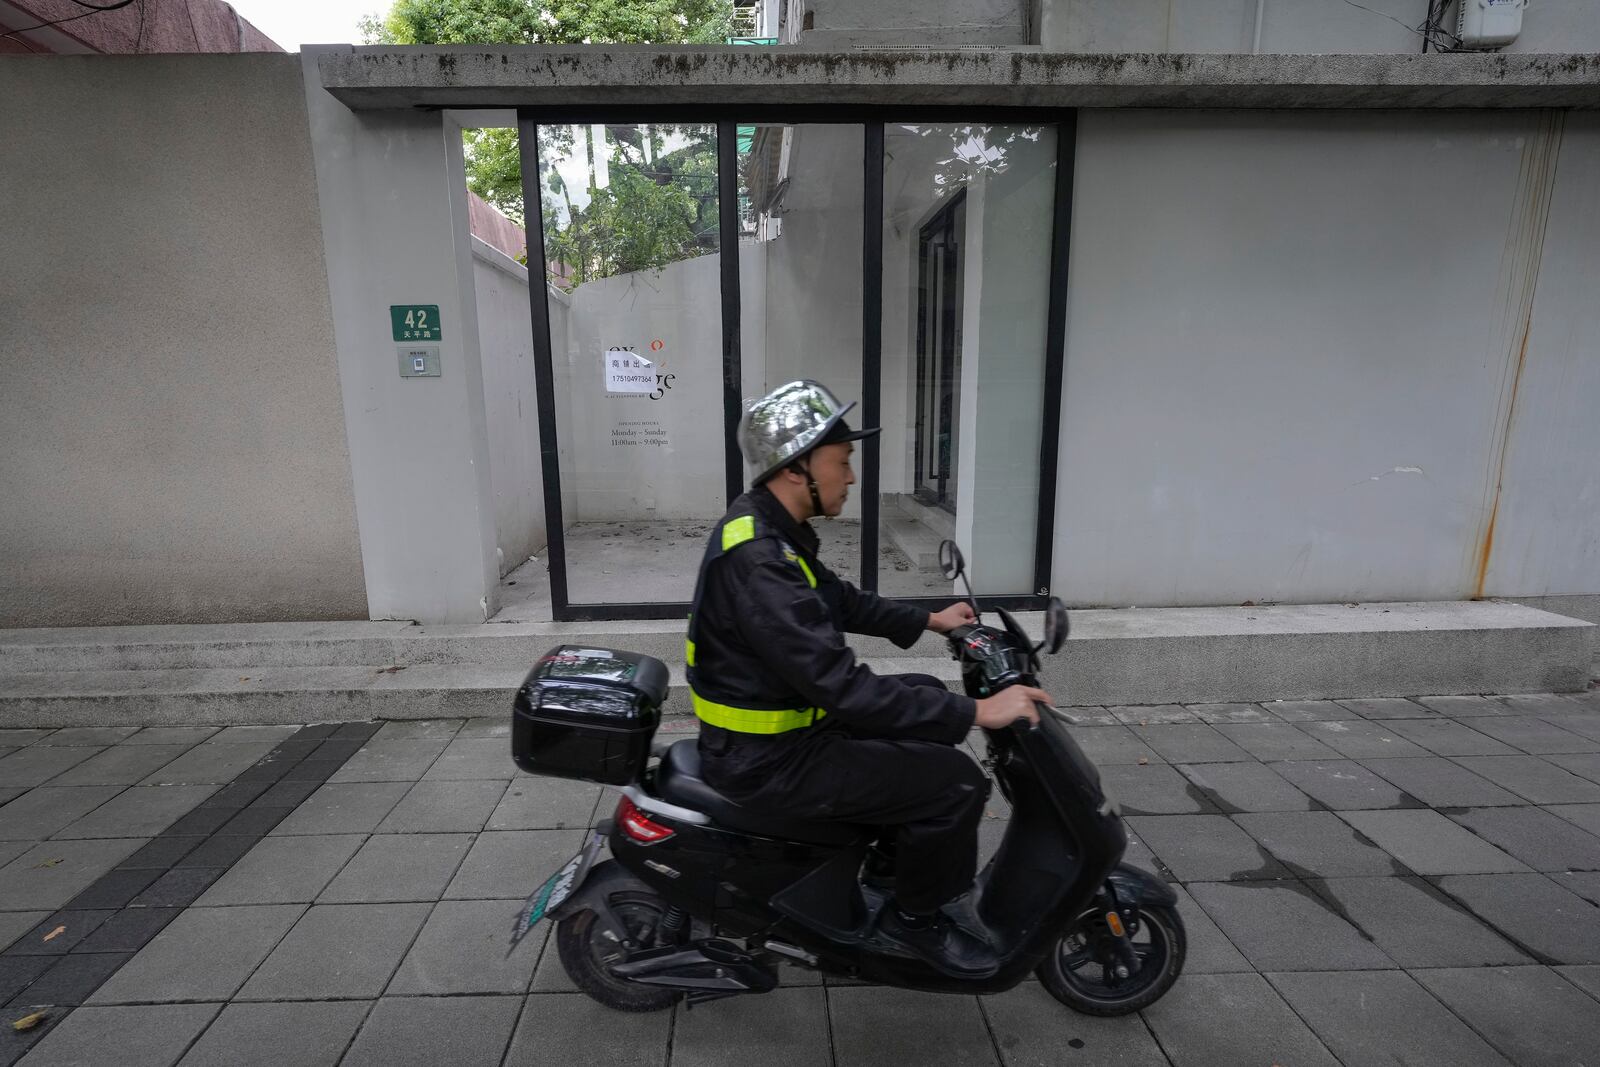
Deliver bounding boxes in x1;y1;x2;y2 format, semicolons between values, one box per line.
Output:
511;646;669;785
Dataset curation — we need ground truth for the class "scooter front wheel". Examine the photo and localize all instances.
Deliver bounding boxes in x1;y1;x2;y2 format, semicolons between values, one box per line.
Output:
1036;903;1186;1017
556;890;683;1013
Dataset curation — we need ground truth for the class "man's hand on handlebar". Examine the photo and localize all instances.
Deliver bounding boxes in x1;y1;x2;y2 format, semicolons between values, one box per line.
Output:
974;686;1054;730
927;601;978;634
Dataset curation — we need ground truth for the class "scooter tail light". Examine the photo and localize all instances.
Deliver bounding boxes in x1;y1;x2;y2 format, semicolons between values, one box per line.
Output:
616;795;675;844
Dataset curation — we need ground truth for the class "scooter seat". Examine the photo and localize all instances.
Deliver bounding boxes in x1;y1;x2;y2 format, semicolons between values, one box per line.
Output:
654;739;869;847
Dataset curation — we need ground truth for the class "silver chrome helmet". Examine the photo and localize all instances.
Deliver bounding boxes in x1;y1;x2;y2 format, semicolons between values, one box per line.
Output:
738;380;879;487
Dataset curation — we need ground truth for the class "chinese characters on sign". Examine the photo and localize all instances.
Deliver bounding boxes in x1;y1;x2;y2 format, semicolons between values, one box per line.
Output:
390;305;442;342
604;348;656;394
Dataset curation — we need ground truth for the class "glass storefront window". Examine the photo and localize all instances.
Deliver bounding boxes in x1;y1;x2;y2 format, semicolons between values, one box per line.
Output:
877;123;1059;597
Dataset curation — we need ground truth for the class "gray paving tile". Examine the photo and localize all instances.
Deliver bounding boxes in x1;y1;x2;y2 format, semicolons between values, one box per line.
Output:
10;950;132;1006
0;956;53;1004
457;717;511;739
328;740;448;783
203;725;301;744
487;778;602;830
1541;713;1600;744
1435;873;1600;964
1057;706;1119;725
268;781;410;836
53;785;217;840
1062;726;1165;766
829;985;998;1066
1213;723;1339;761
71;907;182;954
421;738;517;781
0;840;28;869
0;787;26;809
138;743;274;786
983;987;1168;1065
1097;764;1218;815
63;867;161;910
1380;718;1518;757
1234;811;1407;876
32;728;141;747
445;829;588;900
1446;805;1600;872
1187;881;1395;971
46;745;193;788
1413;966;1600;1065
0;911;49;953
89;904;305;1003
0;731;55;747
1336;697;1436;719
1467;716;1600;755
196;834;365;905
124;728;217;746
1110;704;1199;725
237;902;429;1000
1557;965;1600;1003
341;995;521;1067
0;747;104;789
669;985;831;1067
1269;760;1420;810
15;1002;223;1067
176;1000;371;1067
1184;702;1273;724
1553;871;1600;905
319;834;473;903
525;925;572;993
1309;876;1528;967
1453;755;1600;804
1169;882;1251;974
1131;725;1252;764
1415;695;1515;717
504;992;671;1067
0;839;145;912
1261;699;1357;722
1267;969;1510;1066
1357;756;1524;806
4;910;110;958
1548;803;1600;838
1294;720;1429;759
1338;809;1527;875
372;719;465;741
1501;693;1590;716
1176;762;1314;813
1141;972;1339;1067
1124;815;1287;882
131;867;226;909
0;787;123;841
375;779;509;834
1547;752;1600;785
388;899;546;996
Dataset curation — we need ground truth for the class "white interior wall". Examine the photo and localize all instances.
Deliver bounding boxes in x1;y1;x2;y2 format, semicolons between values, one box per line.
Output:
1055;108;1592;608
471;238;546;575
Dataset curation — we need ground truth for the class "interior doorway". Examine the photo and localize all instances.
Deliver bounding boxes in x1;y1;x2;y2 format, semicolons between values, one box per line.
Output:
914;189;966;514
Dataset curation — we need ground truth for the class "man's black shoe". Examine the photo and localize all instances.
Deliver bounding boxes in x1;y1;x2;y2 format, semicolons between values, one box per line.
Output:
876;908;999;979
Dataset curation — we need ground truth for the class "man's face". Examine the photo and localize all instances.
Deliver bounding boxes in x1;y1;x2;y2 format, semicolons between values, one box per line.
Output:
808;441;856;517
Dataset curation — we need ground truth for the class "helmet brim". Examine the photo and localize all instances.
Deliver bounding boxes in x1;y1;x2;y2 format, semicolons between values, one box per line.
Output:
748;402;879;487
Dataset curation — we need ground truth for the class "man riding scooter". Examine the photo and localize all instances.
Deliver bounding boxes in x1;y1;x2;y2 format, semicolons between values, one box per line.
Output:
684;379;1053;978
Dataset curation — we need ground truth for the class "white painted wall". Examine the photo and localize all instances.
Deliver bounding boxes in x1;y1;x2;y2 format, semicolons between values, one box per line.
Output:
1055;108;1598;608
471;237;546;575
300;50;501;623
1039;0;1600;53
0;55;366;627
797;0;1027;46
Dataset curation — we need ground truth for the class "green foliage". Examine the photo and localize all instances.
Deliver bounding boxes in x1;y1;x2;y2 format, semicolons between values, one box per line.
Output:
362;0;731;284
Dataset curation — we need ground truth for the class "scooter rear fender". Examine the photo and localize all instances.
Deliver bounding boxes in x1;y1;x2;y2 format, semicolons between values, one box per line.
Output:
548;857;654;931
1105;863;1178;909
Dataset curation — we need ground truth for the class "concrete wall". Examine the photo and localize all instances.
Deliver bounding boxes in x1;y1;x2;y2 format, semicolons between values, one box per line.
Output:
1055;108;1599;608
795;0;1028;47
471;238;546;575
300;57;502;623
0;54;367;627
1038;0;1600;53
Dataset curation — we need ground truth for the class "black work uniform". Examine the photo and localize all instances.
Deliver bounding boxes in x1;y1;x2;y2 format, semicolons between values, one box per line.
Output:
686;485;987;914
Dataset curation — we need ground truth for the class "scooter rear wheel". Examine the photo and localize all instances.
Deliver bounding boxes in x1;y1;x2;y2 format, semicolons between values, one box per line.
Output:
1036;903;1186;1017
556;890;683;1013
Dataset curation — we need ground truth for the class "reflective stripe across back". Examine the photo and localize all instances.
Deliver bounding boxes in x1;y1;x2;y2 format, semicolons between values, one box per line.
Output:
691;690;826;735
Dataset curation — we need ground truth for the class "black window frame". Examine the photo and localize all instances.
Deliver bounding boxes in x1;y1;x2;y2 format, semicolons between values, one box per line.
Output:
517;107;1075;621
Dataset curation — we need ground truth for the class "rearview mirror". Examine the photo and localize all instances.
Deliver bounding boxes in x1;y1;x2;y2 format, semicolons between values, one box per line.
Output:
937;540;966;581
1042;597;1070;654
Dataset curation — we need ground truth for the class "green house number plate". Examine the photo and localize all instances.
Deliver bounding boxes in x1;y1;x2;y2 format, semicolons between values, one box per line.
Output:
391;304;441;342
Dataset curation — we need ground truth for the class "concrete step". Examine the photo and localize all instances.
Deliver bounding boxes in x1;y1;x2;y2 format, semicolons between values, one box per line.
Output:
882;514;944;571
0;620;953;673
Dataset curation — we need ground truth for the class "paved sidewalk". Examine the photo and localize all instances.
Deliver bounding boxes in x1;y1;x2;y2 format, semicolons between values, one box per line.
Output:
1;689;1599;1065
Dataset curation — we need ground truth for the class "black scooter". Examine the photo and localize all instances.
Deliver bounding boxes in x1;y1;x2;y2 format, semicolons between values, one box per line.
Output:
508;540;1185;1016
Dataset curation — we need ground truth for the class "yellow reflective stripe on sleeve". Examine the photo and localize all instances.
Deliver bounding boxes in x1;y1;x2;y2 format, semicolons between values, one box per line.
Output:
794;556;817;588
684;638;696;667
721;515;756;551
691;691;826;735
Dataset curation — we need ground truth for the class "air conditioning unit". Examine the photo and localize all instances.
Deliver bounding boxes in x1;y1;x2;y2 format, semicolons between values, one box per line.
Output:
1456;0;1525;49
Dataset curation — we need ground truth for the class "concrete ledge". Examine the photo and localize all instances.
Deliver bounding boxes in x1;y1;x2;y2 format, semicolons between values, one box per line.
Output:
316;46;1600;111
1043;601;1594;705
